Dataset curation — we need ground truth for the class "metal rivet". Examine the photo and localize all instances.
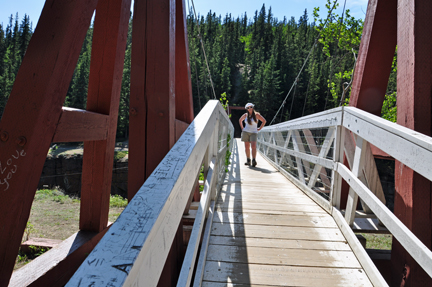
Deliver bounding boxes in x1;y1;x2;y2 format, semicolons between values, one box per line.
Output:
16;136;27;147
0;131;9;142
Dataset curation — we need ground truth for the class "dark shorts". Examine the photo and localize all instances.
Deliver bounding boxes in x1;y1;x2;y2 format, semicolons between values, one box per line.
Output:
241;131;257;142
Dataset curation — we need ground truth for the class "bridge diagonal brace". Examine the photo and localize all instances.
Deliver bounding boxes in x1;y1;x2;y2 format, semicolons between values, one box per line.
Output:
292;130;306;184
343;131;386;214
306;127;336;190
345;135;368;226
275;130;293;168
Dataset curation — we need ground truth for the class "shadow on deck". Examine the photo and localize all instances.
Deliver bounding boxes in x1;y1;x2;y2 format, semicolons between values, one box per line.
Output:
199;139;373;287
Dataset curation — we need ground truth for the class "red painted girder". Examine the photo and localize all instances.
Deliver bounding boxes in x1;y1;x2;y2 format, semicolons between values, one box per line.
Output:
128;0;147;201
0;1;98;284
80;0;131;232
341;0;396;211
52;107;109;143
9;227;110;287
175;0;194;124
176;119;190;141
392;0;432;285
128;0;176;200
349;0;397;116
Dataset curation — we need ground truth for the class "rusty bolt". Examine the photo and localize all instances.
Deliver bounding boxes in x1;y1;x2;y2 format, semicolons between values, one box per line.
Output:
130;108;137;116
16;136;27;147
0;131;9;142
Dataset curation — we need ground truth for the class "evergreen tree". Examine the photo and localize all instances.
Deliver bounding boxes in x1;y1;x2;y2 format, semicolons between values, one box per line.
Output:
1;4;395;137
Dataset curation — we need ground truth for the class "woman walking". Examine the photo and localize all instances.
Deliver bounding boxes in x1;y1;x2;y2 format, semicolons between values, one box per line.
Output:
239;103;266;167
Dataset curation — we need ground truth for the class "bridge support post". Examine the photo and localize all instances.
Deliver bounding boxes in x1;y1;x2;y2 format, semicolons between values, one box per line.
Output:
128;0;194;285
349;0;397;115
80;0;132;233
392;0;432;285
0;1;98;284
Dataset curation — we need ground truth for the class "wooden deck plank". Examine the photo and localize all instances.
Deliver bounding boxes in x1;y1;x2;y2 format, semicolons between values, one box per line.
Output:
202;261;373;287
210;222;346;242
215;201;326;213
208;236;352;251
218;187;313;198
212;210;338;228
197;139;373;287
214;207;327;216
206;245;362;268
217;192;317;205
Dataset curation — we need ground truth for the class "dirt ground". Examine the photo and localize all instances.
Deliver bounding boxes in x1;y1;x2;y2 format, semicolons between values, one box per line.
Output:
15;190;125;270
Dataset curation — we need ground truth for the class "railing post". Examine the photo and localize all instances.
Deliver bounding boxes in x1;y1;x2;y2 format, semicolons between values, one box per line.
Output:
331;125;345;209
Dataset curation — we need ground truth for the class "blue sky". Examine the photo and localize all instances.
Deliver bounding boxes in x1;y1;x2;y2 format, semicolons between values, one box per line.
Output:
1;0;367;28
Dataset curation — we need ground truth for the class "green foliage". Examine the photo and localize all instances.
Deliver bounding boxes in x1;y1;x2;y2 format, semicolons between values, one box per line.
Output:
360;233;392;250
313;1;363;57
225;134;232;172
110;194;128;208
0;5;395;132
313;0;363;107
35;188;73;204
23;222;35;242
29;245;48;257
0;14;32;118
199;166;204;192
219;92;232;118
381;92;397;122
114;150;128;161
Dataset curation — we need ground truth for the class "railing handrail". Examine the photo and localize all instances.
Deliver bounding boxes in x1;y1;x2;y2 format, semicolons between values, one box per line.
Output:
258;106;432;281
66;100;234;287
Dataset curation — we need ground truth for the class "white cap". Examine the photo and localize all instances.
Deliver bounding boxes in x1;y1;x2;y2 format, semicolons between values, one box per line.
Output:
245;103;254;109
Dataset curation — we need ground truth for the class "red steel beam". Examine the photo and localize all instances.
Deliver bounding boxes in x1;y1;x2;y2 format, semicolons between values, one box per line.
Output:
9;227;110;287
345;0;398;228
341;0;397;208
143;0;176;177
0;0;98;284
392;0;432;285
80;0;131;232
175;0;194;124
128;0;176;200
349;0;397;116
128;0;148;201
52;107;109;143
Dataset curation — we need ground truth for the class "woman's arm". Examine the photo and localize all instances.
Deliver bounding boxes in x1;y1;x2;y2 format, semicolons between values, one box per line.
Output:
257;114;267;131
239;113;247;130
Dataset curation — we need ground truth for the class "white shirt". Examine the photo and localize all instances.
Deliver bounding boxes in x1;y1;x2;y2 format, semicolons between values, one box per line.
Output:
242;116;258;133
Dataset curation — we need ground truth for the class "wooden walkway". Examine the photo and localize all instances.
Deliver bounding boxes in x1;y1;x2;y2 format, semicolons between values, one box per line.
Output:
200;139;373;286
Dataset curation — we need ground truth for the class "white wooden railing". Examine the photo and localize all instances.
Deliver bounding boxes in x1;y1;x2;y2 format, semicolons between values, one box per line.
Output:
66;100;234;287
257;106;432;285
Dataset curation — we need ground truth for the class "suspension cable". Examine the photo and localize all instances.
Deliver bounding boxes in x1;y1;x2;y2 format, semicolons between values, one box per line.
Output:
339;48;358;106
190;0;217;99
269;0;340;126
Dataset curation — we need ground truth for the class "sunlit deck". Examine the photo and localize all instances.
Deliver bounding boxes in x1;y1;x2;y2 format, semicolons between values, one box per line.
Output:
199;139;373;286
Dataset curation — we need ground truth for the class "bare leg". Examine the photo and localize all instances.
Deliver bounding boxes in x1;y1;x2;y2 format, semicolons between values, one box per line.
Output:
251;141;257;159
244;142;251;159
